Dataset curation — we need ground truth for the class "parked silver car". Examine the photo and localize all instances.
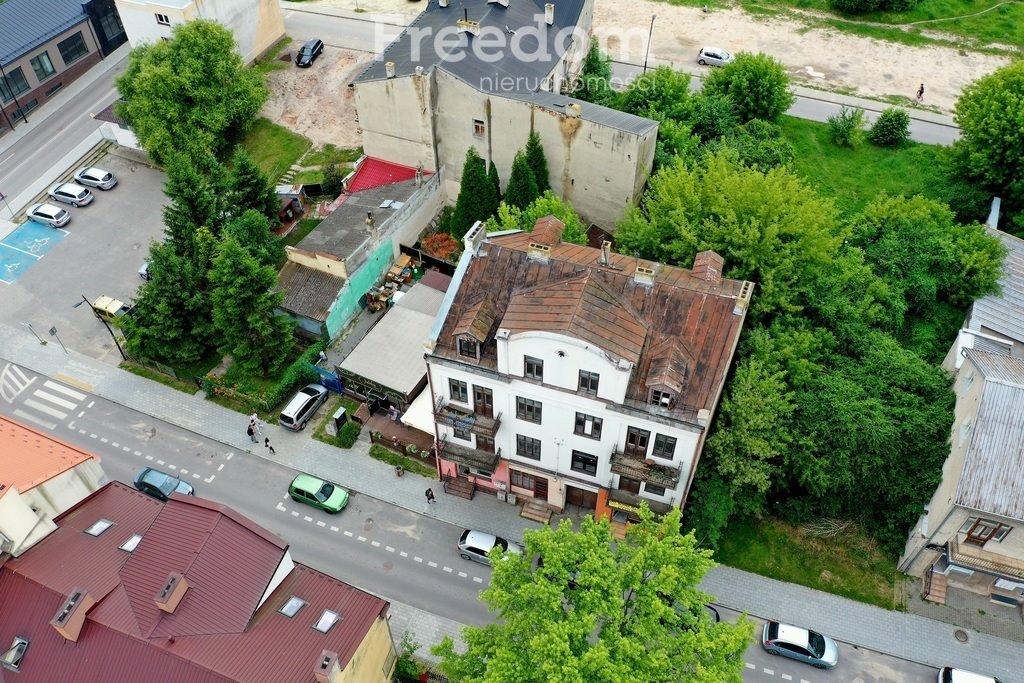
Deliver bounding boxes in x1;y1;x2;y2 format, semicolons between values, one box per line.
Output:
457;529;524;566
279;383;329;431
26;203;71;228
48;182;94;207
74;166;118;190
761;620;839;669
697;46;734;67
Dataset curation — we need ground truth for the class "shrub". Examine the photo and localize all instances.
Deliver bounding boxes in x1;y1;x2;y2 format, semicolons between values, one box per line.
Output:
827;106;867;148
322;162;344;197
421;232;460;261
869;107;910;147
394;632;422;682
687;93;739;143
337;421;361;448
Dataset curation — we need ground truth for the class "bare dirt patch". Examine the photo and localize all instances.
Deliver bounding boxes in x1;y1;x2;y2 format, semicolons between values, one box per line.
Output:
261;48;372;149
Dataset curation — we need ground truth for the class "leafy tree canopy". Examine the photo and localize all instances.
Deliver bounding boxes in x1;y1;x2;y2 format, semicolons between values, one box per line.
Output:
486;191;588;245
701;53;794;123
432;508;753;683
223;209;284;268
619;66;692;122
573;39;617;107
116;20;268;166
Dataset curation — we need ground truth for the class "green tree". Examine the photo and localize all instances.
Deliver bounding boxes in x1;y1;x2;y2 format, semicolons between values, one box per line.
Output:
524;130;551;194
162;154;222;258
687;93;739;143
450;147;497;239
115;20;268;166
209;235;296;375
432;508;752;683
702;53;794;123
653;118;700;172
488;160;501;203
573;38;617;107
223;209;284;268
322;162;344;197
485;191;588;245
619;66;692;121
953;60;1024;209
868;107;911;147
503;150;540;211
229;148;280;221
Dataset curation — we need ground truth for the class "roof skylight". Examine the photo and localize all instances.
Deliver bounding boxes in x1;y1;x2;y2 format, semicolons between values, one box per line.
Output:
313;609;340;633
119;534;143;552
279;596;307;618
84;519;114;536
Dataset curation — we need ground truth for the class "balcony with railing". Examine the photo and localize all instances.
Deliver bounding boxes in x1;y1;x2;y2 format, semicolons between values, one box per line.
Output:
607;487;675;516
437;436;502;471
609;448;681;489
948;537;1024;581
434;396;502;437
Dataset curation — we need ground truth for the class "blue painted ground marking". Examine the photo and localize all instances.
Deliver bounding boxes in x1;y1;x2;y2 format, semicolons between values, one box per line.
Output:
0;221;68;284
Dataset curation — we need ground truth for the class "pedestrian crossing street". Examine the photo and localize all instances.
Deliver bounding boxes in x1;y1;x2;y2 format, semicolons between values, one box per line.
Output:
1;363;88;430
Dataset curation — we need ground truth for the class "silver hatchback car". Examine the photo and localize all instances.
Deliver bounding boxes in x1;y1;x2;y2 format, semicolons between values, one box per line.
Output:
697;46;734;67
26;203;71;228
48;182;94;207
74;166;118;190
457;529;524;566
761;620;839;669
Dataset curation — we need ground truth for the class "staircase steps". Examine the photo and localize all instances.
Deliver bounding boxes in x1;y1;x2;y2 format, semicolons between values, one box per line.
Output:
925;571;948;605
443;476;475;500
520;498;553;523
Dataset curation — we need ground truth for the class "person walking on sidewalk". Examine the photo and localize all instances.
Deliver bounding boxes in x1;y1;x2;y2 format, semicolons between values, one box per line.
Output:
247;423;257;443
264;437;276;455
249;413;263;435
425;488;435;504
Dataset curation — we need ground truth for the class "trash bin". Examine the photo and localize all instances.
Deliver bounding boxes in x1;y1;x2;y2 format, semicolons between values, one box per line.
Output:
333;407;347;431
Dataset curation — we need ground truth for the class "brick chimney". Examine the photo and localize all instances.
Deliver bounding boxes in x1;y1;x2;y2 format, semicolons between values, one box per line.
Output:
314;650;342;683
691;250;723;283
634;264;656;286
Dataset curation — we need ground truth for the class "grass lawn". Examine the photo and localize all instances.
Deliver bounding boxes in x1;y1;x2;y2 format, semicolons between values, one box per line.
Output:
239;118;311;182
284;218;322;247
779;115;950;216
301;144;364;166
714;516;905;610
253;37;293;75
291;170;324;184
368;444;438;479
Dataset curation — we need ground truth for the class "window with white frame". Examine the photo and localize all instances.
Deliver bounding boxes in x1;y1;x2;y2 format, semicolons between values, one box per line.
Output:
155;13;170;25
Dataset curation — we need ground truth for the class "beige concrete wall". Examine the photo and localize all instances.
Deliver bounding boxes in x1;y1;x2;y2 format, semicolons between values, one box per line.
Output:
337;615;396;683
354;74;437;172
285;247;350;279
433;70;654;227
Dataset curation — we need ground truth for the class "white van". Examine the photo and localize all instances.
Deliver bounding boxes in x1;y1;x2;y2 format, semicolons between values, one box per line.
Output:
279;383;329;431
939;667;1004;683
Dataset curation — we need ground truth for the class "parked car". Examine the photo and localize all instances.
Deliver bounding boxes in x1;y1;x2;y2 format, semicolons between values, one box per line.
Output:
457;529;524;566
26;203;71;228
697;46;734;67
288;473;349;513
279;383;329;430
47;182;94;207
295;38;324;67
761;620;839;669
74;166;118;190
134;467;194;502
139;261;152;281
939;667;1004;683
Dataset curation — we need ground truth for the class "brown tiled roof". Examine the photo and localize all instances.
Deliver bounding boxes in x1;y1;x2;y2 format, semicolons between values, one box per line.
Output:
0;482;390;682
454;298;498;342
433;224;751;414
0;415;99;495
530;216;566;245
277;261;345;322
502;271;648;365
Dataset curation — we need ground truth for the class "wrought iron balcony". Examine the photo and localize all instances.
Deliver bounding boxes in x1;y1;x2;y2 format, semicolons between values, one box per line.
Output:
437;436;502;471
434;396;501;437
609;448;681;488
608;487;675;516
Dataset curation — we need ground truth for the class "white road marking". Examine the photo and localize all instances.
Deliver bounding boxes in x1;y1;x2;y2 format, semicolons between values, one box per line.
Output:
217;464;224;471
763;669;774;675
1;364;35;403
317;521;326;527
458;571;467;578
100;437;108;443
291;510;300;516
343;531;353;537
473;577;483;583
23;398;67;419
12;408;55;430
745;664;755;670
226;452;233;460
166;464;177;471
443;566;452;573
371;541;381;547
782;675;792;681
303;516;313;522
111;442;119;448
145;455;153;461
155;459;164;465
385;546;395;553
42;381;86;401
78;411;85;417
276;502;286;511
86;400;94;407
134;450;142;456
122;446;130;452
400;551;408;558
357;536;367;542
427;561;438;568
330;526;339;532
178;469;188;475
32;389;77;410
414;556;423;563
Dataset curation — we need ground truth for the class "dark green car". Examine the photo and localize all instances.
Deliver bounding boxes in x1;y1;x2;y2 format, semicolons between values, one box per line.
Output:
288;473;349;513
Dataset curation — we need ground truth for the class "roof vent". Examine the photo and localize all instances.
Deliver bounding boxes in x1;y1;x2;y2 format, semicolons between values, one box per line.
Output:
733;280;754;315
155;572;190;614
385;61;396;78
0;636;29;673
50;589;95;642
415;65;424;76
527;242;552;263
314;650;341;683
439;0;449;7
545;2;554;24
457;17;481;35
489;0;510;6
697;408;711;427
634;264;656;286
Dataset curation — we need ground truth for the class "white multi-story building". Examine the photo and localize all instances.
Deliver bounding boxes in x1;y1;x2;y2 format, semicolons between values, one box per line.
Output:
424;219;753;525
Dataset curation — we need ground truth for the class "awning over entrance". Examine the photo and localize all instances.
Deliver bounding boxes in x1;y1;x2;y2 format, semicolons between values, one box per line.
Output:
401;388;435;436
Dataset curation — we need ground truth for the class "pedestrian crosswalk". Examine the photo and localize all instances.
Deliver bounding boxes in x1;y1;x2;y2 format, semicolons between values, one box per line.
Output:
1;363;88;430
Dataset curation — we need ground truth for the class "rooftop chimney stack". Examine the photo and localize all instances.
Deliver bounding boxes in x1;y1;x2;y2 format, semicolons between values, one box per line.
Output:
313;651;342;683
385;61;396;78
527;242;552;263
154;573;189;614
415;65;424;76
600;240;611;266
545;3;554;25
634;264;656;287
439;0;449;7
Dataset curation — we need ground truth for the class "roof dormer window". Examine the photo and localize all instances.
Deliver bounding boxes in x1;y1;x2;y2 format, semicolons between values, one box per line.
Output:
458;337;479;359
651;389;674;409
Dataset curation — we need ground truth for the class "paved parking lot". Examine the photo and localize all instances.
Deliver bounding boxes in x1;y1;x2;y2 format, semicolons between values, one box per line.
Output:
0;148;167;362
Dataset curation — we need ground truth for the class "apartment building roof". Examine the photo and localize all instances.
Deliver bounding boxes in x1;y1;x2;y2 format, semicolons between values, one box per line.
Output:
0;0;87;63
0;482;389;682
431;218;753;418
0;414;98;497
966;228;1024;346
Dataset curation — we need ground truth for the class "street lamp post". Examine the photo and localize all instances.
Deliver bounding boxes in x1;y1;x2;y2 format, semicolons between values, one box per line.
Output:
0;60;29;126
642;15;657;74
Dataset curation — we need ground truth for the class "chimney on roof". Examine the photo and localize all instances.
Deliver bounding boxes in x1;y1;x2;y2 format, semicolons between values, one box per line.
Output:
599;240;611;266
564;102;581;118
457;12;481;35
691;250;723;284
439;0;449;6
314;650;342;683
415;65;424;76
697;409;711;427
465;220;487;254
545;2;554;25
489;0;510;6
155;572;190;614
527;242;552;263
50;589;95;642
365;211;379;240
385;61;396;78
634;263;656;287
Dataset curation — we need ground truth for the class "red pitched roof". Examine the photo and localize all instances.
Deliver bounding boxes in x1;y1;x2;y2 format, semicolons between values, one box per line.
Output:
0;482;389;682
346;157;428;193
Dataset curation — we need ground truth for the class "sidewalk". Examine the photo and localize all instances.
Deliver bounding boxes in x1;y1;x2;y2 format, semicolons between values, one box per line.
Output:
1;321;1019;678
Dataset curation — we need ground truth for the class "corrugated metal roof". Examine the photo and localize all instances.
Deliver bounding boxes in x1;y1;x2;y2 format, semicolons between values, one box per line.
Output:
347;157;428;193
278;261;346;322
955;350;1024;521
0;0;88;63
354;0;586;90
0;415;98;494
503;90;659;135
967;229;1024;344
1;482;390;682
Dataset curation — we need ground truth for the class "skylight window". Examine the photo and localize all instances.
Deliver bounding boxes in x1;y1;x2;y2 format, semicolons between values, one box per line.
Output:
279;596;307;618
84;519;114;536
313;609;341;633
119;534;143;552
